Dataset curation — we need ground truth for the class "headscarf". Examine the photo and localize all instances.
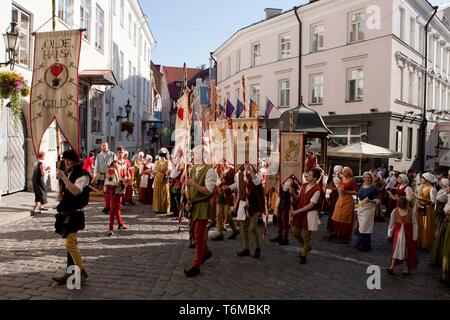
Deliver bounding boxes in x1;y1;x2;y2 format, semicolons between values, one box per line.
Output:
333;165;343;174
398;173;409;185
362;171;373;183
145;155;153;162
440;178;449;188
422;172;437;184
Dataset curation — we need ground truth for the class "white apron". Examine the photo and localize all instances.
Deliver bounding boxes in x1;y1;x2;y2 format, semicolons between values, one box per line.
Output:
357;201;376;234
307;210;321;231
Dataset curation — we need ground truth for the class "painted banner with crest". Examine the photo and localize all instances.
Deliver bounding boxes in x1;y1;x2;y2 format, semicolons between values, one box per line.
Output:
208;119;234;165
280;132;304;185
29;29;83;157
174;91;191;163
233;118;259;169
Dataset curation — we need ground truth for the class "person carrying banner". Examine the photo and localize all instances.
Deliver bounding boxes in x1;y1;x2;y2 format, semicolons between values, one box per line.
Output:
232;163;264;258
183;145;217;277
212;160;240;241
104;147;129;236
289;168;322;264
93;142;116;214
53;150;90;285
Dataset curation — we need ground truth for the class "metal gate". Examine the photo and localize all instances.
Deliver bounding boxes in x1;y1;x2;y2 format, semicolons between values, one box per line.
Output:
0;106;26;195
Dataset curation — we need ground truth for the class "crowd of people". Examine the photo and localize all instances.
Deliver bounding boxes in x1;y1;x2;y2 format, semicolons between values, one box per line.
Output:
49;143;450;286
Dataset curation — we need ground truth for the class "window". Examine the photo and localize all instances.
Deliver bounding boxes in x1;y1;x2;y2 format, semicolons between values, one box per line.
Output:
133;23;137;46
133;67;136;96
309;73;324;104
128;61;132;94
235;88;240;105
120;0;124;27
139;33;142;56
120;51;124;85
347;68;364;101
328;127;364;147
444;50;448;74
58;0;73;24
418;75;423;106
278;79;290;108
95;5;104;52
250;84;260;108
410;18;415;49
80;0;91;42
419;25;424;54
399;8;405;41
407;127;413;159
396;126;403;154
11;6;31;67
310;23;324;52
113;43;119;79
400;67;404;101
348;11;364;43
442;86;446;110
226;56;231;78
435;82;440;109
408;71;414;105
251;42;261;67
279;34;291;60
236;50;241;73
218;62;222;82
429;35;434;63
91;90;103;134
427;79;433;108
128;14;132;40
437;41;441;67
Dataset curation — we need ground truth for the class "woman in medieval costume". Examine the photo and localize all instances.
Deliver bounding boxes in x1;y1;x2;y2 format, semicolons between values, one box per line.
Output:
388;174;414;209
387;197;418;276
413;172;437;251
431;179;449;266
153;149;171;213
330;167;359;242
139;155;154;205
356;172;379;251
440;197;450;286
133;152;144;196
325;165;343;235
122;151;135;205
373;169;387;222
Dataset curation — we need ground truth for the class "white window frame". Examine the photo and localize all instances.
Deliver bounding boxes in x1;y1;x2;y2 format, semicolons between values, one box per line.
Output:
80;0;91;42
310;23;324;53
236;49;241;73
346;67;364;102
329;126;365;147
396;126;403;154
12;5;31;68
406;127;413;159
399;7;405;41
235;88;240;106
120;51;124;86
348;10;364;43
226;56;231;78
279;33;291;60
408;71;414;105
133;23;137;47
120;0;124;27
58;0;73;24
309;73;324;105
128;61;132;94
251;42;261;67
95;5;104;52
250;84;260;109
419;25;424;54
278;79;290;108
429;35;434;64
128;13;132;40
409;17;415;49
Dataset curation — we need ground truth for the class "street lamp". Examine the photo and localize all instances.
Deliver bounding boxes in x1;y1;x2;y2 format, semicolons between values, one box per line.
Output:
116;99;132;122
1;22;22;70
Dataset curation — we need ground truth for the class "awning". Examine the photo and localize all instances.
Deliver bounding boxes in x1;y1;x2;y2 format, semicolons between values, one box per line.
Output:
79;70;118;86
142;114;164;123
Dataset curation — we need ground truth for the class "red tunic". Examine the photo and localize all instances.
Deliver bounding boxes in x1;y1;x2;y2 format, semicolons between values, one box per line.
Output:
293;183;321;229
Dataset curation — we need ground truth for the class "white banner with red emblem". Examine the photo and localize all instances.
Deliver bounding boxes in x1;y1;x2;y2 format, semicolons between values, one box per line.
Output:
29;29;83;157
174;91;191;163
208;119;234;165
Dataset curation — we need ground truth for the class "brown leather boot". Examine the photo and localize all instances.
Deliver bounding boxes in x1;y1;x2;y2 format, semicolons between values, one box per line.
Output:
52;273;71;285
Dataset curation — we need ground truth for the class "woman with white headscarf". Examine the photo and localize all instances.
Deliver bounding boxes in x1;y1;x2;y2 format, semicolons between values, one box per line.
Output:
431;178;449;266
413;172;437;250
356;172;379;251
139;155;154;205
388;174;413;209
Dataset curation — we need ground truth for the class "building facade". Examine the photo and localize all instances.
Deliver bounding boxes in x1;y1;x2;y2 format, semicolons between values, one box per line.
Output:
0;0;156;195
213;0;450;173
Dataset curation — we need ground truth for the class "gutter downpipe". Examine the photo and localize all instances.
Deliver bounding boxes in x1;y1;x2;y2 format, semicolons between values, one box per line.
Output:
294;6;302;107
420;5;439;172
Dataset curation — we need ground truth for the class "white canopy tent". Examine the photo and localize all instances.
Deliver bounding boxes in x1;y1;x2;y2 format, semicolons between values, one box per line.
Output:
327;142;402;175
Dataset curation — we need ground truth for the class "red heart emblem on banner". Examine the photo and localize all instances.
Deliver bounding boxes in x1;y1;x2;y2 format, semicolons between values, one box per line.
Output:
178;108;184;120
50;64;64;77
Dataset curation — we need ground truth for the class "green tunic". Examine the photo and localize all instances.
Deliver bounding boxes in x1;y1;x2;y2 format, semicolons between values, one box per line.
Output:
189;165;213;221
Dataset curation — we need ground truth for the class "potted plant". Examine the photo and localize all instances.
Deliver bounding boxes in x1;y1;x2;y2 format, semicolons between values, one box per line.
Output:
121;120;134;135
0;70;30;123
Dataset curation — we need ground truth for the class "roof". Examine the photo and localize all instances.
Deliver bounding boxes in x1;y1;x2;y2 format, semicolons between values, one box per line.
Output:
266;104;332;134
79;70;117;86
187;68;210;87
162;66;203;100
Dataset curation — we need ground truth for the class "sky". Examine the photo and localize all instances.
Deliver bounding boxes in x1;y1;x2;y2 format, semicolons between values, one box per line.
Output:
142;0;449;68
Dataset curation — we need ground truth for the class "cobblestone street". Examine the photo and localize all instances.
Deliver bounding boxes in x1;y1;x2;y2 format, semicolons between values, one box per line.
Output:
0;192;449;300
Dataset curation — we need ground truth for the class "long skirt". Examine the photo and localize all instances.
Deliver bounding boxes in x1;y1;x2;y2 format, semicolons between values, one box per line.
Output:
416;204;435;251
356;233;371;251
124;184;133;203
431;211;448;266
32;176;47;205
442;219;450;281
153;173;169;213
332;221;353;240
392;222;418;270
139;183;153;205
327;190;339;232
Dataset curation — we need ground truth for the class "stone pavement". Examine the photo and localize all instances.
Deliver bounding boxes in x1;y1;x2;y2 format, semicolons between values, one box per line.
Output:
0;192;449;300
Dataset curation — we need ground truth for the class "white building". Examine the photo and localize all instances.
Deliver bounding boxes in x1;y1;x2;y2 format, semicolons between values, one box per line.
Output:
213;0;450;173
0;0;156;195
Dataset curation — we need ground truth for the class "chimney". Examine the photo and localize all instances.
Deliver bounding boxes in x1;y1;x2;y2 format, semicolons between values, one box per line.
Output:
264;8;282;20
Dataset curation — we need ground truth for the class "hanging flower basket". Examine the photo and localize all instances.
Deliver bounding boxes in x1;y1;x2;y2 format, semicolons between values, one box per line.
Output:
0;70;30;123
121;121;134;135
